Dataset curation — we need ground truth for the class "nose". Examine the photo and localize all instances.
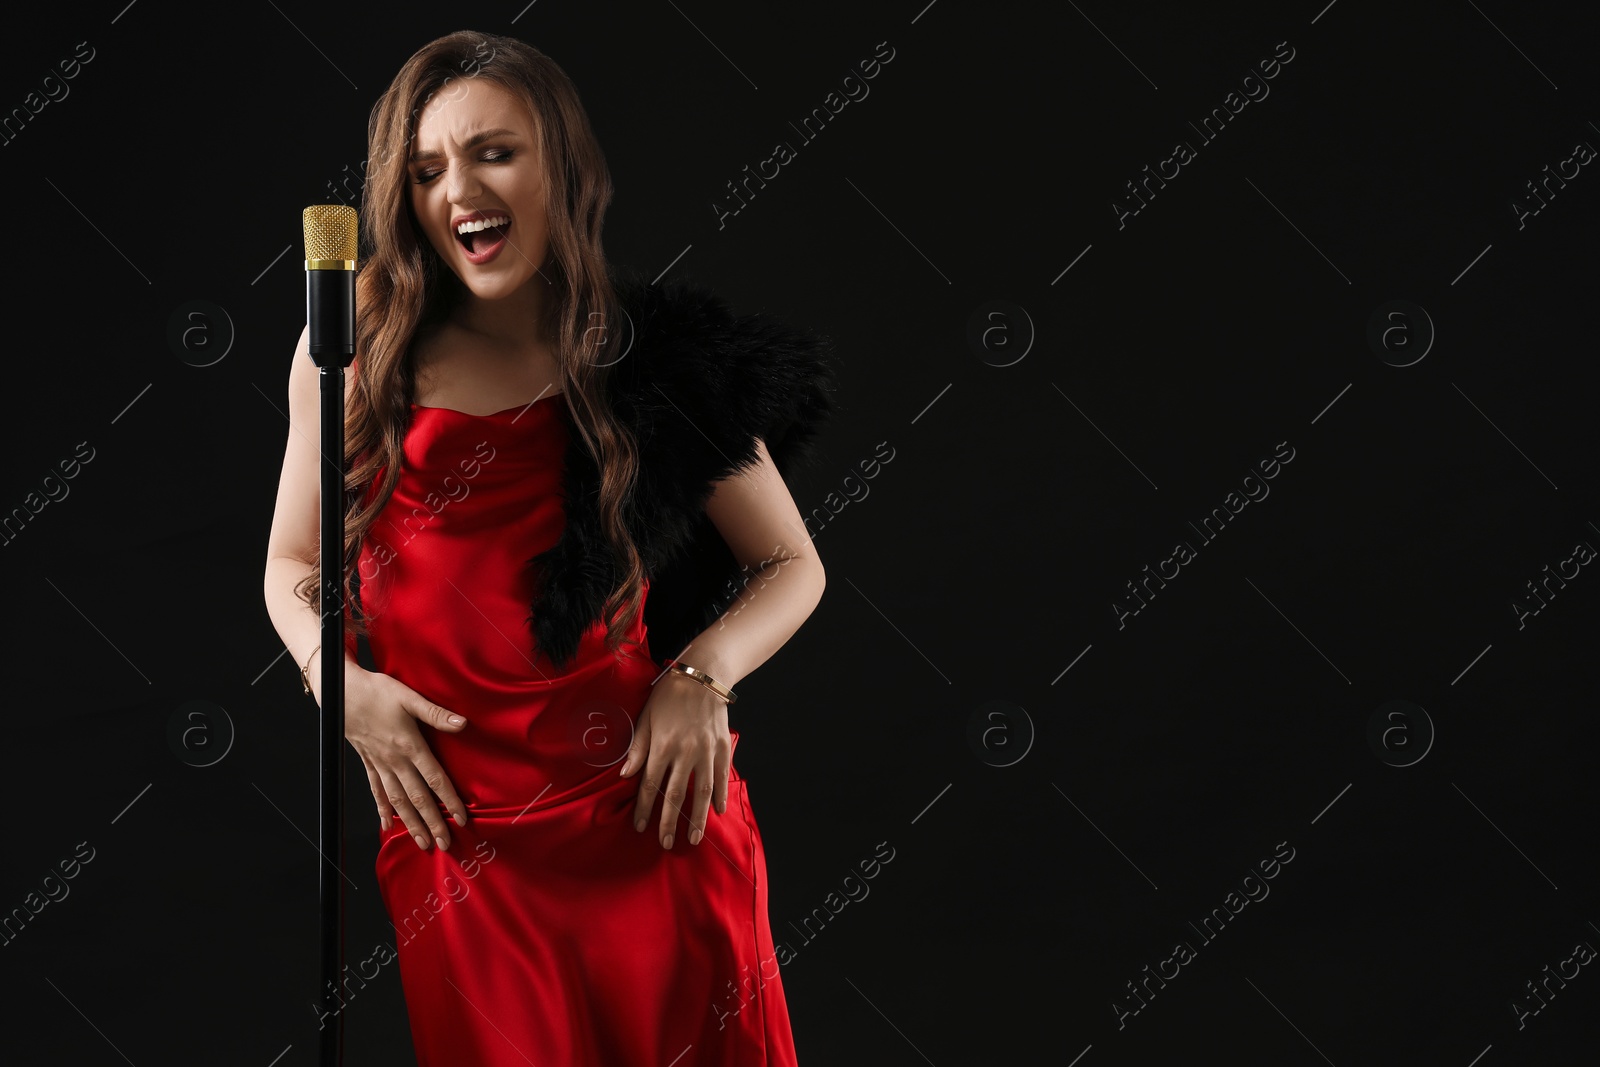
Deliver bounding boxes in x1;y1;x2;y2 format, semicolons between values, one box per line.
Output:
446;163;485;203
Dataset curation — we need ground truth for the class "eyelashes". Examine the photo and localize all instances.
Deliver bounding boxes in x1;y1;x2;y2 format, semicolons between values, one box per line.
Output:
413;149;514;185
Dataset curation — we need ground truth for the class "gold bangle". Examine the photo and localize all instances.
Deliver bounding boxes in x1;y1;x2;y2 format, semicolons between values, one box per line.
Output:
665;659;737;705
299;645;321;696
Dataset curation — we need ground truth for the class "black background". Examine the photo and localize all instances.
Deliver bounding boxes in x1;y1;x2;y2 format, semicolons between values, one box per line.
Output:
3;1;1598;1064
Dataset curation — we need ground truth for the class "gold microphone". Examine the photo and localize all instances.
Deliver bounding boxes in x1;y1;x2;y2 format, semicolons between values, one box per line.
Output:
303;203;357;267
302;204;358;357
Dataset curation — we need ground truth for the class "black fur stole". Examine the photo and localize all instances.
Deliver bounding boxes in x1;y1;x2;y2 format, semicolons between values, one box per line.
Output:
525;267;841;670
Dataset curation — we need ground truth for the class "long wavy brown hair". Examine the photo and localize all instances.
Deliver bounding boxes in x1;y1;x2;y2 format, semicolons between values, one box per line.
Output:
295;29;646;656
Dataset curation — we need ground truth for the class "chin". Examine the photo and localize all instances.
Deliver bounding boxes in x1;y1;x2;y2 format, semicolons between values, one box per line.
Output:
456;273;527;301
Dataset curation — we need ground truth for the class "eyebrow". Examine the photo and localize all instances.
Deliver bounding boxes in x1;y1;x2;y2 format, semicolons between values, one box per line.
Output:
409;127;519;164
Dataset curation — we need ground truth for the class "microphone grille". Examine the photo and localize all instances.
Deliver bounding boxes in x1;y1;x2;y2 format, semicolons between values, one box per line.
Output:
303;204;358;263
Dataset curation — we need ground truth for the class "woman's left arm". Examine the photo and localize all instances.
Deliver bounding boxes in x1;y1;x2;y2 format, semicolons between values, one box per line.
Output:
621;437;825;848
680;435;827;690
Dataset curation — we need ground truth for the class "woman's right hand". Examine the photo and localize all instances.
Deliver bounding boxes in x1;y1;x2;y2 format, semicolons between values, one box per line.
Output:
318;660;471;852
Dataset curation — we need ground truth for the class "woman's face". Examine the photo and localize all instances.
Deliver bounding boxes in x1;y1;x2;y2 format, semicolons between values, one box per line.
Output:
407;78;550;303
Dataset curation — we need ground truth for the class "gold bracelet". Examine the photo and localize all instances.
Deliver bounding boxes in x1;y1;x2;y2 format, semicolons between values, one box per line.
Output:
299;645;321;696
664;659;737;705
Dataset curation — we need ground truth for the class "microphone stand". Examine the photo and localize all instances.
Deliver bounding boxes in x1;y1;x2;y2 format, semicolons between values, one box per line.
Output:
303;204;357;1067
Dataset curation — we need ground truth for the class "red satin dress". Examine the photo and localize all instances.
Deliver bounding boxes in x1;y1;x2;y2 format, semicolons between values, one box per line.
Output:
349;394;799;1065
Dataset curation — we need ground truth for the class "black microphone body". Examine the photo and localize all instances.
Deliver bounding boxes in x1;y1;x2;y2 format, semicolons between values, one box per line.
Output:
307;269;355;358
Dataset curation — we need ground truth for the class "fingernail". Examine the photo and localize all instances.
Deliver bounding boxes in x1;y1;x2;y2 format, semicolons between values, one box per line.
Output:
414;833;429;850
634;818;645;832
447;714;465;725
435;836;450;850
689;828;702;845
453;812;466;827
663;833;674;849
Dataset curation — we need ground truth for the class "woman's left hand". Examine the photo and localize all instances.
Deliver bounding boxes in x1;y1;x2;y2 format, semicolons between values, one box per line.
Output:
620;669;732;849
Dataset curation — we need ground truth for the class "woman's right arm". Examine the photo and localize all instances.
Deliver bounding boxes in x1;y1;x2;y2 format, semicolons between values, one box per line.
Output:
261;324;355;701
262;326;470;852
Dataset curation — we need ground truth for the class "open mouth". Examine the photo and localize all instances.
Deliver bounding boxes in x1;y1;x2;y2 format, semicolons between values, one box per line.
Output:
454;215;512;261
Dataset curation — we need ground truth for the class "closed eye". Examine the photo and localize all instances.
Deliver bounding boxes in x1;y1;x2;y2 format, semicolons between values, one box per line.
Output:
413;149;515;186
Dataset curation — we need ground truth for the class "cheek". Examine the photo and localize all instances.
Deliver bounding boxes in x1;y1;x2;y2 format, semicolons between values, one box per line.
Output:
410;196;444;245
511;170;545;210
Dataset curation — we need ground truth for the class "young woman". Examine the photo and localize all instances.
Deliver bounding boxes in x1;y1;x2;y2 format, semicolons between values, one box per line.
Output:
263;30;837;1066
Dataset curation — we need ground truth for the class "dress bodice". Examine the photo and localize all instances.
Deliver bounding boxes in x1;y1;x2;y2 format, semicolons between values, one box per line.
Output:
353;394;649;697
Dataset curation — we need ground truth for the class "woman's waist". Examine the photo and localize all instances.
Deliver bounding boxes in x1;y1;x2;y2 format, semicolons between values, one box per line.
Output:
364;616;654;694
421;726;744;818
